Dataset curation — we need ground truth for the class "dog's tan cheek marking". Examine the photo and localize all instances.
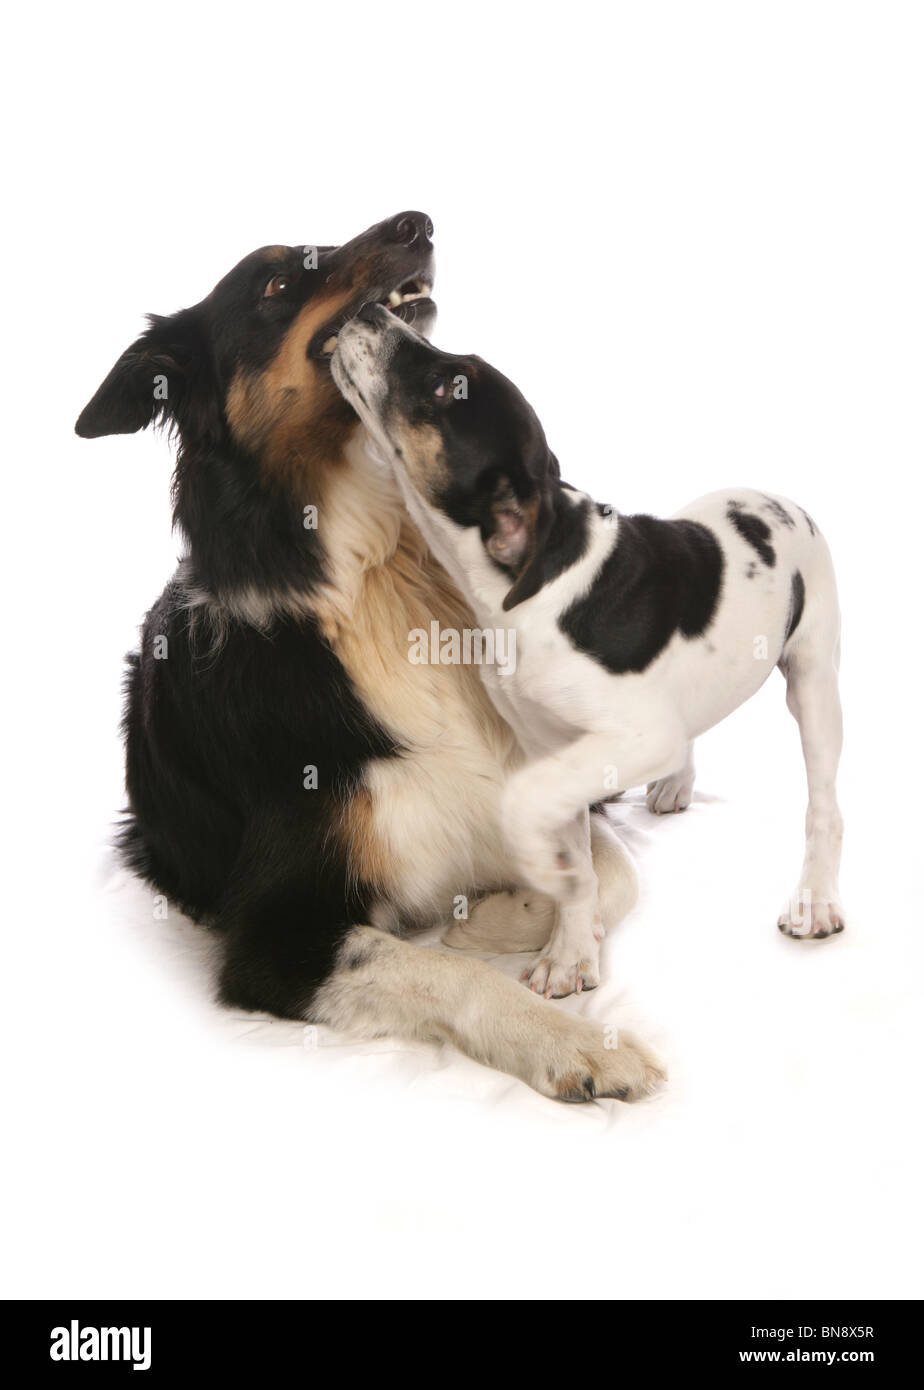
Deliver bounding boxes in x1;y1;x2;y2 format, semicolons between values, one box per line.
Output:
225;287;358;484
226;371;272;451
390;421;448;501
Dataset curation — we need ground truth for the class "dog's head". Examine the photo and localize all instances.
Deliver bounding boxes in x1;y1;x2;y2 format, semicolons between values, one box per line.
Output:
332;305;559;609
75;211;435;497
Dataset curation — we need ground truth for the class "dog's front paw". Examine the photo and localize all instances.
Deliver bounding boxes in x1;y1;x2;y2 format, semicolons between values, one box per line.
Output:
533;1022;666;1103
778;893;846;939
522;948;600;998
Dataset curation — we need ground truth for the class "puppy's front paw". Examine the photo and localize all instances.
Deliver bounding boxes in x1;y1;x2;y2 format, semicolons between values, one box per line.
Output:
534;1023;666;1103
778;893;846;939
522;949;600;999
646;771;694;814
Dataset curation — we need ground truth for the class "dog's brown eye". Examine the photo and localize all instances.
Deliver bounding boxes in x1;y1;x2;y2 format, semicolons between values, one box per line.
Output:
264;274;290;298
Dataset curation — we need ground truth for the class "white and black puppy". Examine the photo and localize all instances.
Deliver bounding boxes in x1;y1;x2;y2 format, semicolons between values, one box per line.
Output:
332;305;845;999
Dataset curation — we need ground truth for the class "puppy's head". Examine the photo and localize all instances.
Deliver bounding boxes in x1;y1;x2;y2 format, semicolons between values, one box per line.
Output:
75;212;436;496
332;306;559;609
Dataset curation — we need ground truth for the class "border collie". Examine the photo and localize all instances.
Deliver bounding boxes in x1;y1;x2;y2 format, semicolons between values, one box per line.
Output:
332;306;845;998
75;213;661;1104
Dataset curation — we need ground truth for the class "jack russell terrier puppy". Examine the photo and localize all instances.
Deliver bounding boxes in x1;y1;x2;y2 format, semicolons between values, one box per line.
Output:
332;304;845;1000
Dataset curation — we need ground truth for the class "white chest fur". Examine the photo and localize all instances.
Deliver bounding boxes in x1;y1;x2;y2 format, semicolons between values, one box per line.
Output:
315;431;521;917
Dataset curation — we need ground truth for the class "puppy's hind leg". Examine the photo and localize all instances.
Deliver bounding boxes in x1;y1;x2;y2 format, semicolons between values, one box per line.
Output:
778;625;846;940
646;741;697;815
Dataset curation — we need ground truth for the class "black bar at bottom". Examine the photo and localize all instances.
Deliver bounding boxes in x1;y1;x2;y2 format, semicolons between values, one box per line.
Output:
0;1299;917;1375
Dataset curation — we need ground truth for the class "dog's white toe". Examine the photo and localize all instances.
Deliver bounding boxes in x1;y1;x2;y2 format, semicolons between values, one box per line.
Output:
777;895;846;939
531;1023;666;1102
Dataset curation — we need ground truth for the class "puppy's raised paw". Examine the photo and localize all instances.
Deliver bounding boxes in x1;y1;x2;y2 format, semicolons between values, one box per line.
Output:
508;827;581;900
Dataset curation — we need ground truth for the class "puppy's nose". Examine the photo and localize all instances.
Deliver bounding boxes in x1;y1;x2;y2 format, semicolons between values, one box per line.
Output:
357;301;385;325
391;211;434;246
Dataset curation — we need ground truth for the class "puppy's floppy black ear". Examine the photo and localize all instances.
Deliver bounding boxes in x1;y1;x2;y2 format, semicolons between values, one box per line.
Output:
485;479;532;572
488;451;558;611
75;309;202;439
500;500;553;609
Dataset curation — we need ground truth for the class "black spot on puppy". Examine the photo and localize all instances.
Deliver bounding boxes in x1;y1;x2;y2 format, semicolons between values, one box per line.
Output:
799;506;817;537
728;503;776;567
560;516;724;674
761;496;796;528
785;570;806;641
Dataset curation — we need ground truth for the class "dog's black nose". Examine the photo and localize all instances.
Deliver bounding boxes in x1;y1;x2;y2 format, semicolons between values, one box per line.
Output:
357;301;383;325
392;212;434;246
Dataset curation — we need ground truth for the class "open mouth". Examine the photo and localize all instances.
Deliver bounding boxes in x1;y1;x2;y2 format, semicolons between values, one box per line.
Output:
314;275;434;359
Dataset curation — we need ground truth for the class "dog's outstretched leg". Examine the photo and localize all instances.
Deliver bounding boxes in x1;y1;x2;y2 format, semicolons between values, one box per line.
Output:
311;927;665;1101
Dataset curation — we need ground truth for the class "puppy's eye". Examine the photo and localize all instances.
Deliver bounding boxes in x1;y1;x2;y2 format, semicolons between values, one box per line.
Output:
264;274;291;298
433;380;447;398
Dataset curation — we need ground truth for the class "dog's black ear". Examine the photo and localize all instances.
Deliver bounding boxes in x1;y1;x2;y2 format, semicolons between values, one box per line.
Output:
75;309;202;439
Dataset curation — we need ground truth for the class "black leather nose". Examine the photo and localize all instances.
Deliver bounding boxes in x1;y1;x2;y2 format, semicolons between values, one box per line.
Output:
357;301;383;325
392;212;434;247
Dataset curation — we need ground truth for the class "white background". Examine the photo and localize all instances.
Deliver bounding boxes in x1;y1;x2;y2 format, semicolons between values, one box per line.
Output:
4;1;923;1300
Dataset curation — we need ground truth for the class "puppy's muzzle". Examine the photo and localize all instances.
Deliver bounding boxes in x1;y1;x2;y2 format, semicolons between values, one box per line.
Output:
332;310;400;421
335;308;393;372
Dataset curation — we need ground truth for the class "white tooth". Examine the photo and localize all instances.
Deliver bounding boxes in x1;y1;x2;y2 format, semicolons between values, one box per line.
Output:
388;289;403;307
322;335;338;355
399;284;432;304
420;283;431;297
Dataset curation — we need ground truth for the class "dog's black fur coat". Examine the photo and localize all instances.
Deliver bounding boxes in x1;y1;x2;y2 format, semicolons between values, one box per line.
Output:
78;214;435;1019
120;593;399;1017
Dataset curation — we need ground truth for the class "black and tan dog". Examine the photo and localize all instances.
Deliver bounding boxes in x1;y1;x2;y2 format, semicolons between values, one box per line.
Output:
76;213;660;1104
